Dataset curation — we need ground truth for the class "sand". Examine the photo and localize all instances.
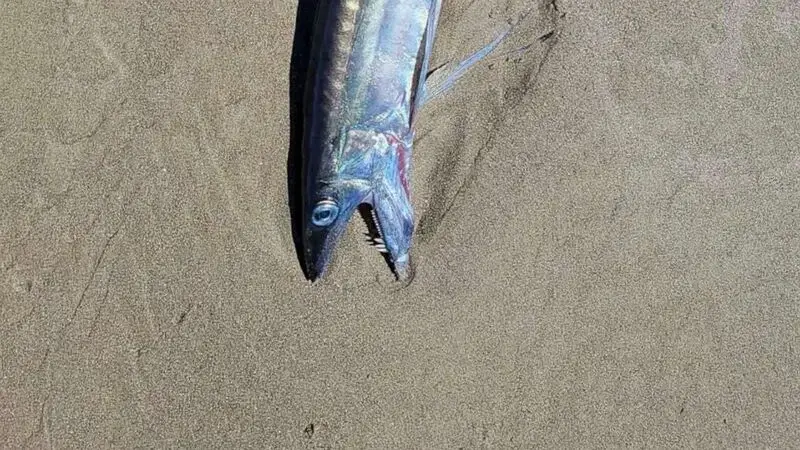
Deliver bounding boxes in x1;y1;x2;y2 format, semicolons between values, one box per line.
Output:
2;0;798;447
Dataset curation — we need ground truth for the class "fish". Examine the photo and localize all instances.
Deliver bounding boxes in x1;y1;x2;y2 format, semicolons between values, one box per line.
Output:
301;0;515;281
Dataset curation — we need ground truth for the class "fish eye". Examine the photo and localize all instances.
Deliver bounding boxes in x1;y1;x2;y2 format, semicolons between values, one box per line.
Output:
311;200;339;227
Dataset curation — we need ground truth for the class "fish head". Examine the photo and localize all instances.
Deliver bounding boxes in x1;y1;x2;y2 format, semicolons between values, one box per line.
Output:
304;127;414;281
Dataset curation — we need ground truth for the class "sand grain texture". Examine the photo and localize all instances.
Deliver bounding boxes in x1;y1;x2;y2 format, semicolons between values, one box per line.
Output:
2;0;798;447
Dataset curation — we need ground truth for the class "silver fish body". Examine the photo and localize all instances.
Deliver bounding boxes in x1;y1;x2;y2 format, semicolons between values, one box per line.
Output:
302;0;442;280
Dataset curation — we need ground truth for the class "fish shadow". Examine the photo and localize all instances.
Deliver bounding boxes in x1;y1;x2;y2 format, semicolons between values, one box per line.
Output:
287;0;319;280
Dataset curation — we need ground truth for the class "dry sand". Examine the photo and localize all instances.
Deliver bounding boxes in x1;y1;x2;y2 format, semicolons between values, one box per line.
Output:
2;0;799;447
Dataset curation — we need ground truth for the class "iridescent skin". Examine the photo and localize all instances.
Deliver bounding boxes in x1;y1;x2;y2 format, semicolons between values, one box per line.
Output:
302;0;442;280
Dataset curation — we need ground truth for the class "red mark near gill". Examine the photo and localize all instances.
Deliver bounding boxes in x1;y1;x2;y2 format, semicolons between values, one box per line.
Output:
386;134;411;198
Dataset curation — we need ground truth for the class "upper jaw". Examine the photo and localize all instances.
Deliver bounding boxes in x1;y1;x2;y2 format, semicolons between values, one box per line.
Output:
303;225;337;281
303;193;361;281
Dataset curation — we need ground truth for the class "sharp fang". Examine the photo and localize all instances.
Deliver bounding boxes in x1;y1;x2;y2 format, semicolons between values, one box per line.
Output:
370;208;383;238
374;238;384;244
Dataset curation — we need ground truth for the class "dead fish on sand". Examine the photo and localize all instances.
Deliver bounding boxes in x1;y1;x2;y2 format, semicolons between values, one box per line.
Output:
302;0;520;281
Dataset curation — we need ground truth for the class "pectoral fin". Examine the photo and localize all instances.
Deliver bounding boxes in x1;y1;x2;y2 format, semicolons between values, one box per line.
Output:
421;5;537;105
421;28;510;103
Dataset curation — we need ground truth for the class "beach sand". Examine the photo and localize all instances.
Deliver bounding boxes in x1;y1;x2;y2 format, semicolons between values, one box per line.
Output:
2;0;798;447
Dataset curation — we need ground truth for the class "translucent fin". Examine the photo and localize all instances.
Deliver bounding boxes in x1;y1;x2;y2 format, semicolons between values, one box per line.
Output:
421;5;537;104
422;28;510;103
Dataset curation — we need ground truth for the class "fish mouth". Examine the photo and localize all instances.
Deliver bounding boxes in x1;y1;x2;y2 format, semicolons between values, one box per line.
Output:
304;193;413;283
358;202;413;282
